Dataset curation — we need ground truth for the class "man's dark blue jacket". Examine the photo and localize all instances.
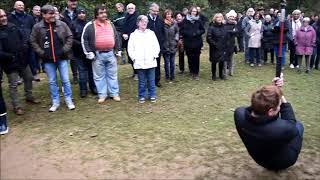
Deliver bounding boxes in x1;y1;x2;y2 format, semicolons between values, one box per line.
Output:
234;103;303;170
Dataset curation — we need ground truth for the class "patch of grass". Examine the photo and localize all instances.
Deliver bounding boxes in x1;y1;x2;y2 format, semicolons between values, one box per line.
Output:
1;50;320;179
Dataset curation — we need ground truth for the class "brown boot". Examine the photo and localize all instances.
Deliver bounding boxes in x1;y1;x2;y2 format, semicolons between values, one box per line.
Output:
26;97;41;104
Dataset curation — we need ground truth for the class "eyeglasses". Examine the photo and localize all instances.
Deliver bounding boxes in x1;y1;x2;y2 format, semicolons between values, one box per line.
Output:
128;8;134;9
0;15;7;18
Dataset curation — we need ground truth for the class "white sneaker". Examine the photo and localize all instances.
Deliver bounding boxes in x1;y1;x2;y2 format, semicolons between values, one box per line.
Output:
0;127;9;135
296;65;300;68
289;64;294;69
67;103;76;110
49;104;60;112
133;74;138;81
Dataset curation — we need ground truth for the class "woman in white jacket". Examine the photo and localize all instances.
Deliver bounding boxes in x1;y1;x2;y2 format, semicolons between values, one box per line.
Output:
128;15;160;103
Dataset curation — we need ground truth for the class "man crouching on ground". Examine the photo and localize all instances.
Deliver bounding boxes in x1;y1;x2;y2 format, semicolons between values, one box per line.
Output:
234;75;303;171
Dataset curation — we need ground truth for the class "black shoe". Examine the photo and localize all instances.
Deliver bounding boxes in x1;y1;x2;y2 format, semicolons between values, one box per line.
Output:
72;77;78;84
220;76;226;80
80;90;88;98
90;88;98;95
156;83;162;88
212;76;217;81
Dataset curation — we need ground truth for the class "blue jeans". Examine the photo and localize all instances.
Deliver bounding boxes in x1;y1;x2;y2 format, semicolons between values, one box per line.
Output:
249;48;261;64
274;44;287;66
92;51;119;98
44;60;73;105
137;68;156;99
76;57;96;92
163;53;175;80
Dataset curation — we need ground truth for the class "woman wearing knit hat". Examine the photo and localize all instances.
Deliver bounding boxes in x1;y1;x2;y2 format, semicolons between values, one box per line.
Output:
224;10;239;76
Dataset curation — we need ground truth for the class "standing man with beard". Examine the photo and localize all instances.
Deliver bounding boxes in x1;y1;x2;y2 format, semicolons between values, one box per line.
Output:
113;3;127;65
147;2;165;87
61;0;79;84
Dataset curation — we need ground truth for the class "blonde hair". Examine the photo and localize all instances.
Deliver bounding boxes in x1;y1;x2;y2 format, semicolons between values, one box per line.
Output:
212;13;224;22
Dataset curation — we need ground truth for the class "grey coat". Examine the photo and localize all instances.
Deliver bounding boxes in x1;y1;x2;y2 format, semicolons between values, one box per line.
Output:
163;22;179;54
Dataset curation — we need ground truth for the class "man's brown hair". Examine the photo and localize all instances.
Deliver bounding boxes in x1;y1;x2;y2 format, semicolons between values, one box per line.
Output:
251;85;283;115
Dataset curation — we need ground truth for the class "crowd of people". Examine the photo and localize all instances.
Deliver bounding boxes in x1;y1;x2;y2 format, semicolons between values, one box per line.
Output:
0;0;319;135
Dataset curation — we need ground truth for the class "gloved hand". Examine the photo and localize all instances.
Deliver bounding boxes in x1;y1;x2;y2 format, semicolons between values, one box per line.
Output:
86;52;95;60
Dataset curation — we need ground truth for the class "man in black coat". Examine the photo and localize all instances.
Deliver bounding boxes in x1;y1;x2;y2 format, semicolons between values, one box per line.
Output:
147;2;165;87
70;8;96;98
61;0;79;84
113;3;127;65
234;76;304;171
122;3;139;79
8;1;36;79
0;9;39;115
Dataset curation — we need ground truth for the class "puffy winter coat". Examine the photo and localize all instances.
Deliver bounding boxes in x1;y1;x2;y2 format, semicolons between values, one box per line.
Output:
246;19;263;48
294;25;316;55
207;22;227;63
163;21;179;54
128;29;160;69
180;16;205;50
262;21;275;49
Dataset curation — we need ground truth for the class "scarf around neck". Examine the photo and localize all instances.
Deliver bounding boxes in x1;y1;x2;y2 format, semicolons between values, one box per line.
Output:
186;14;199;23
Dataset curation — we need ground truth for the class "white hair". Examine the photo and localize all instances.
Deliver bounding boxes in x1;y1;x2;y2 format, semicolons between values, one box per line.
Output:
303;17;310;22
265;15;272;21
136;15;148;25
292;9;301;15
149;2;159;10
126;3;136;9
246;8;255;16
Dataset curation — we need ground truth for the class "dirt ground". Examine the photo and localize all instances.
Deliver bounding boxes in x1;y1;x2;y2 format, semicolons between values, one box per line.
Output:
1;125;319;179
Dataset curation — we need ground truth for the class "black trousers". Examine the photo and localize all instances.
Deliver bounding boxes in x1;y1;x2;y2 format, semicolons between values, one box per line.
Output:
69;52;78;79
237;35;244;51
289;40;298;66
178;47;185;72
126;49;137;75
211;61;224;78
0;82;6;114
155;54;161;85
264;48;275;63
186;48;201;75
310;46;320;69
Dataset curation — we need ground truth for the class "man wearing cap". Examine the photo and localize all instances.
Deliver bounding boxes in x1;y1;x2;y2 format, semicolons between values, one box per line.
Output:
61;0;79;84
70;8;97;98
30;4;75;112
81;4;121;104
